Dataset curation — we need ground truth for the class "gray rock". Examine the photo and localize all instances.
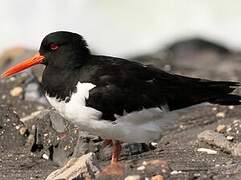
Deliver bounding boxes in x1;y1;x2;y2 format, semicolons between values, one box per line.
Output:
48;110;66;133
198;130;233;151
46;153;100;180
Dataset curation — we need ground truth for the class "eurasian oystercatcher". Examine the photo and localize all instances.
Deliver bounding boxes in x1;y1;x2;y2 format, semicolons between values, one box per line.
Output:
2;31;241;175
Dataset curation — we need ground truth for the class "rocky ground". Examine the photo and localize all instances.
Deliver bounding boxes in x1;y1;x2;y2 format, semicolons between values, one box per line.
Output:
1;38;241;180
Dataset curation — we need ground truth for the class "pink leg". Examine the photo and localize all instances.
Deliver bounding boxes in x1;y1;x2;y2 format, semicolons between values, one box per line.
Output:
111;140;121;163
99;140;124;176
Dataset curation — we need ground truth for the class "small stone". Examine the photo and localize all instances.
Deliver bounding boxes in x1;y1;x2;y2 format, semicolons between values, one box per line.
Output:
125;175;141;180
142;161;147;166
10;87;23;97
170;170;182;175
228;105;234;110
226;136;234;141
193;173;201;177
216;112;225;118
42;154;49;160
179;124;185;129
19;127;27;135
15;125;21;130
151;175;164;180
151;142;158;147
37;106;45;110
216;124;226;133
233;120;240;128
20;111;42;124
226;127;232;132
197;148;217;154
137;165;145;171
146;159;168;167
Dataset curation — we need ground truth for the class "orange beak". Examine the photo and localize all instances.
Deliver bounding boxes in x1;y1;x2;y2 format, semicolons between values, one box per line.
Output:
1;53;45;78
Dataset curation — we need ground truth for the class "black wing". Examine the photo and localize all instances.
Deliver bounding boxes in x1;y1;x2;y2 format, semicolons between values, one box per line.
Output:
83;56;241;120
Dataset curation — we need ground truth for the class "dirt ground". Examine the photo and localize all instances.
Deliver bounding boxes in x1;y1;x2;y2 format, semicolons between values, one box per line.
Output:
1;39;241;179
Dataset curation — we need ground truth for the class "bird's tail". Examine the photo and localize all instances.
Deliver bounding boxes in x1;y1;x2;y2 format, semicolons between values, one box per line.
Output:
168;77;241;110
196;81;241;105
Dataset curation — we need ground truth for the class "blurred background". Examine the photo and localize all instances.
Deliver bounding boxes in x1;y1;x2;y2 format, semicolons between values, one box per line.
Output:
1;0;241;83
1;0;241;57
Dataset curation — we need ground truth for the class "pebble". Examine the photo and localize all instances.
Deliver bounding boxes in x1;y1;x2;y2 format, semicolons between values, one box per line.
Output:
125;175;141;180
197;148;217;154
137;165;146;171
216;124;226;133
216;112;225;118
20;111;42;123
64;146;68;151
19;127;27;136
193;173;201;177
226;127;232;132
9;77;16;81
10;86;23;97
170;170;182;175
142;161;147;166
226;136;234;141
151;175;164;180
150;142;158;147
1;95;6;99
42;154;49;160
179;124;185;129
15;125;21;130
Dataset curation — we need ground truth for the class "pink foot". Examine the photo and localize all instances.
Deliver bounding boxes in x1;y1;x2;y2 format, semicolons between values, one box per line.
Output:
100;162;124;176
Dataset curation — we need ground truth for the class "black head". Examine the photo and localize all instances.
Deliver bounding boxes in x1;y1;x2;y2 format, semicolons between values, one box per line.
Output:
1;31;90;79
39;31;90;69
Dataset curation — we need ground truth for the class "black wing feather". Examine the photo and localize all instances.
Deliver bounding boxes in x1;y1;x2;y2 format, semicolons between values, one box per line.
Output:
83;56;241;120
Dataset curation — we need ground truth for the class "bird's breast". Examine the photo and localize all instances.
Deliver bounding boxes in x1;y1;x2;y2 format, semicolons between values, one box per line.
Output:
45;82;102;123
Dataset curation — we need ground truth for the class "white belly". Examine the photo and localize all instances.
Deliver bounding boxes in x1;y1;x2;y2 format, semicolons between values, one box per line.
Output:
45;82;167;143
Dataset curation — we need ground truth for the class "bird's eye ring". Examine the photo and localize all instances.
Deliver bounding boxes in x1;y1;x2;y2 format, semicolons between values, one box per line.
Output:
50;43;59;51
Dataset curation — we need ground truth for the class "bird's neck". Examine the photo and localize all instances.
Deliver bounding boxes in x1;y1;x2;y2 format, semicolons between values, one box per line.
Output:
42;66;80;101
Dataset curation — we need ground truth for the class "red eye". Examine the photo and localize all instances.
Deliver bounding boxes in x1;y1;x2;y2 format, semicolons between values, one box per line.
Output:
50;43;59;51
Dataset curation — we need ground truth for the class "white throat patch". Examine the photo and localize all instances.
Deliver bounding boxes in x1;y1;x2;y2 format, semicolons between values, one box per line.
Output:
45;82;102;122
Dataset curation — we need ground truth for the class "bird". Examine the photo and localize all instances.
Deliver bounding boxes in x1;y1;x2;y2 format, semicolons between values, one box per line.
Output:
1;31;241;176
